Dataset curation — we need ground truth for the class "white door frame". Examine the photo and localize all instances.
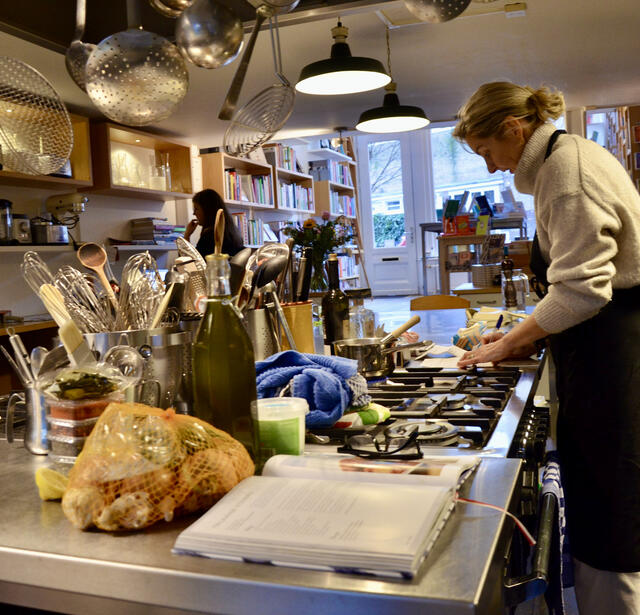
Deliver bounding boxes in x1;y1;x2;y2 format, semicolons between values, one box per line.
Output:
356;130;430;296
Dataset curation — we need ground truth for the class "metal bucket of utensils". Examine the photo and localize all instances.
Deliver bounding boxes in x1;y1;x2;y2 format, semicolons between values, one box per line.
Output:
244;308;280;361
84;326;191;409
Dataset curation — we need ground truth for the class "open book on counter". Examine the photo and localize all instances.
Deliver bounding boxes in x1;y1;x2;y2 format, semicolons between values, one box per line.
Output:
173;453;480;579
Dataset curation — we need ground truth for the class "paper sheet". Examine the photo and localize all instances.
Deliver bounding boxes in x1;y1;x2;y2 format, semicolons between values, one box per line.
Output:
420;344;493;368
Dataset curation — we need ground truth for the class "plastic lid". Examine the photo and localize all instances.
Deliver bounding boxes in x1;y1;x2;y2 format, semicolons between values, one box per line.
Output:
256;397;309;420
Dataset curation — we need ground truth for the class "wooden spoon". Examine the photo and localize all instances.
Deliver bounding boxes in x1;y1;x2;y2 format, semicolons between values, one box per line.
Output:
214;209;225;255
77;242;118;311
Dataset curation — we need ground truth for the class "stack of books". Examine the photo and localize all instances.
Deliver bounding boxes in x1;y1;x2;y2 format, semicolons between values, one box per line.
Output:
129;218;186;245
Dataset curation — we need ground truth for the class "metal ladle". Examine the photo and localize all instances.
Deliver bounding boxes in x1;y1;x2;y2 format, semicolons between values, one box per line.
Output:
218;0;299;121
176;0;244;69
65;0;96;92
403;0;471;23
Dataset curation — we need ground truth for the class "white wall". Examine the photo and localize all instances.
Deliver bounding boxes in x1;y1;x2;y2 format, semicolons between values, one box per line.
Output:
0;184;185;317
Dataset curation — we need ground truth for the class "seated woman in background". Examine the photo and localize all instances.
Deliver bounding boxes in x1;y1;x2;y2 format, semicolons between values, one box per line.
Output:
184;189;245;258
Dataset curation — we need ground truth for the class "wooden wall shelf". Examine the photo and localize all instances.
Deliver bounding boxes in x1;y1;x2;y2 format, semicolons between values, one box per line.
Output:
88;122;193;201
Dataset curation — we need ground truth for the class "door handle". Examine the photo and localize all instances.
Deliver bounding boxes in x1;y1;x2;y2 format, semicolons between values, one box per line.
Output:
381;257;399;262
503;492;556;606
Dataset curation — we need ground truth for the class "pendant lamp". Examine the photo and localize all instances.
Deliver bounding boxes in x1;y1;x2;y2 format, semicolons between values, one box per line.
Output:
295;21;391;96
356;28;430;133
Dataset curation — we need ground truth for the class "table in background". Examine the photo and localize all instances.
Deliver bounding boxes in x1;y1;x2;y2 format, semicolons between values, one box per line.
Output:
419;217;528;296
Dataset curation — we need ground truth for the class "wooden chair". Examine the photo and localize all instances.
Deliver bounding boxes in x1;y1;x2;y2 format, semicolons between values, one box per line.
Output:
410;295;471;310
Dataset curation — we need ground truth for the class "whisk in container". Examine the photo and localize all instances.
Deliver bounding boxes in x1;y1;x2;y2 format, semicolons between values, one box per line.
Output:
21;251;55;294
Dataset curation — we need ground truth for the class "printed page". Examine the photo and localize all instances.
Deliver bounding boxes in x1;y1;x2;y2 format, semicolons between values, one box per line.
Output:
174;476;453;575
421;343;492;368
263;453;479;487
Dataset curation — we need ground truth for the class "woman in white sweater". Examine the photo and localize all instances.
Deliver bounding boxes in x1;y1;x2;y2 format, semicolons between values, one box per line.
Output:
454;82;640;614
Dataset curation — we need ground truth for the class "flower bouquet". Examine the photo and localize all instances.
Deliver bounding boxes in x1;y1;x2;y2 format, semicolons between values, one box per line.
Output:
282;212;354;291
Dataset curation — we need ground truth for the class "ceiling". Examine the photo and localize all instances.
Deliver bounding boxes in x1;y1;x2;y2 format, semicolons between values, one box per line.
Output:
0;0;638;148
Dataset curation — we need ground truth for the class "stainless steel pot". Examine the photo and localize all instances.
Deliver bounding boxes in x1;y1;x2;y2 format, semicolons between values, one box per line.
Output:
333;338;432;379
84;326;191;409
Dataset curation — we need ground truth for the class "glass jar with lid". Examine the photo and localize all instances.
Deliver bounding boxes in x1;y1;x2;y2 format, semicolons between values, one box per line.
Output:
344;288;377;338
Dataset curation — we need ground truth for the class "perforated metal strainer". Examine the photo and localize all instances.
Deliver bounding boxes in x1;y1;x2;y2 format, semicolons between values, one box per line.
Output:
223;16;294;156
403;0;471;23
85;0;189;127
0;57;73;176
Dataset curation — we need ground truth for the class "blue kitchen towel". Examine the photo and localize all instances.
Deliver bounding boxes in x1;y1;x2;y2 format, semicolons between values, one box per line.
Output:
255;351;370;428
542;452;574;615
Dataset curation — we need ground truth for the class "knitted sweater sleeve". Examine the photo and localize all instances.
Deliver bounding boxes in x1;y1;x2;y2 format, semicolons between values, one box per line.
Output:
532;170;620;333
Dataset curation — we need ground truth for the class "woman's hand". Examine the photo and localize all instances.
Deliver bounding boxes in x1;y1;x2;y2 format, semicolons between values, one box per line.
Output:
184;218;199;241
458;337;512;368
457;331;538;367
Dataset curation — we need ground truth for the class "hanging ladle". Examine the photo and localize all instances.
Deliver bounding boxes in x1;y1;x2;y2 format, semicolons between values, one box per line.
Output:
218;0;299;121
65;0;96;92
77;242;119;312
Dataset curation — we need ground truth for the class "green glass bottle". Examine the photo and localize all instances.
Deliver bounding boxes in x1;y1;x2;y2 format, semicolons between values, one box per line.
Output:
321;254;349;352
192;253;257;460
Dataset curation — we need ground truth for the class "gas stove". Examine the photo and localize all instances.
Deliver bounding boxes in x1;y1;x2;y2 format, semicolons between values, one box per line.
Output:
365;366;521;450
309;364;526;452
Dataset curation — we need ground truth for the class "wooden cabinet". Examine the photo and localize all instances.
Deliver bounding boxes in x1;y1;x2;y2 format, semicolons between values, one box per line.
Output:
88;122;193;201
0;113;92;190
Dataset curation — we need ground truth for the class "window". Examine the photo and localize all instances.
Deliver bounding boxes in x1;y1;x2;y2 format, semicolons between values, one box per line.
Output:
428;125;535;249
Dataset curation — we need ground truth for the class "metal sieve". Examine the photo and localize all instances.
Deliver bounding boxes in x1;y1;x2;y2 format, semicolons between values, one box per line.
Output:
222;15;294;156
403;0;471;23
0;57;73;176
85;0;189;127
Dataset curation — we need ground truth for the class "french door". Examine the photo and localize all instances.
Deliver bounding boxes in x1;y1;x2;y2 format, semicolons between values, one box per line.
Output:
356;132;428;296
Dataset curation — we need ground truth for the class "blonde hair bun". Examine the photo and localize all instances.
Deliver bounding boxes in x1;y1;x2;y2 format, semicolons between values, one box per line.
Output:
453;81;566;141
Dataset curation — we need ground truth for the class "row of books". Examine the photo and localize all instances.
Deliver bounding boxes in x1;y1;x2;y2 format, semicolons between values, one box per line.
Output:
330;192;356;217
277;181;313;211
224;170;273;205
231;212;264;246
130;217;186;244
263;144;297;172
336;254;358;280
309;160;353;186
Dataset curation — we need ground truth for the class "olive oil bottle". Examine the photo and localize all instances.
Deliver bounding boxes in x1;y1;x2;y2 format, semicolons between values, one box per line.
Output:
192;253;257;460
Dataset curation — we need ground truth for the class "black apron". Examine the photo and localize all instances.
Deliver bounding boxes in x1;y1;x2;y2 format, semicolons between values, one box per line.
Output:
530;130;640;572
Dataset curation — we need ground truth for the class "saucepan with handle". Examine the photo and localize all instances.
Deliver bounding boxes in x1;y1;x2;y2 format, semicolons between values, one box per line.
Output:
333;316;432;378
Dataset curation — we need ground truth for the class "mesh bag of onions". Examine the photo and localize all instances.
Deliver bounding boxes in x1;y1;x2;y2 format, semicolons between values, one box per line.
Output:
61;402;254;531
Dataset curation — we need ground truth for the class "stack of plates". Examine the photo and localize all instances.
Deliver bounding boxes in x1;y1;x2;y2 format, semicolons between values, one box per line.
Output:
471;264;501;287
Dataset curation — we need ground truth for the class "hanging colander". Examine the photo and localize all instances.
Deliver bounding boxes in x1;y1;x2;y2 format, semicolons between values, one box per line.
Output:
0;57;73;176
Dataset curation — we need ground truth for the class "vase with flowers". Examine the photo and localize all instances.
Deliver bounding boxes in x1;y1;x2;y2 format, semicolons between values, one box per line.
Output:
282;212;354;292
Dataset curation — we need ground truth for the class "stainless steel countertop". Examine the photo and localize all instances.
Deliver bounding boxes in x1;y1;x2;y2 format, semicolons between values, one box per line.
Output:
0;307;538;614
0;444;522;615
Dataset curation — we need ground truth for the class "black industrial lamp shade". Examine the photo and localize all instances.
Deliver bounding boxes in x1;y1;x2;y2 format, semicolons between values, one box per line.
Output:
356;90;430;133
295;24;390;95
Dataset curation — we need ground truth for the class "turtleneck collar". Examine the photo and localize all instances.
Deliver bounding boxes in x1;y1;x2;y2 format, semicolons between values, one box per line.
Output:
514;123;558;195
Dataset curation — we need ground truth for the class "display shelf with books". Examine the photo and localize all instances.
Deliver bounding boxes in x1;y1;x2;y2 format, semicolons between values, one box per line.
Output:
230;212;270;246
201;152;275;210
313;180;356;220
273;167;314;214
129;217;186;245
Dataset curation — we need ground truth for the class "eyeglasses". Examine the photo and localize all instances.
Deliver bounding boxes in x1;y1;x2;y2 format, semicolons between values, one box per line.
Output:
337;424;422;460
